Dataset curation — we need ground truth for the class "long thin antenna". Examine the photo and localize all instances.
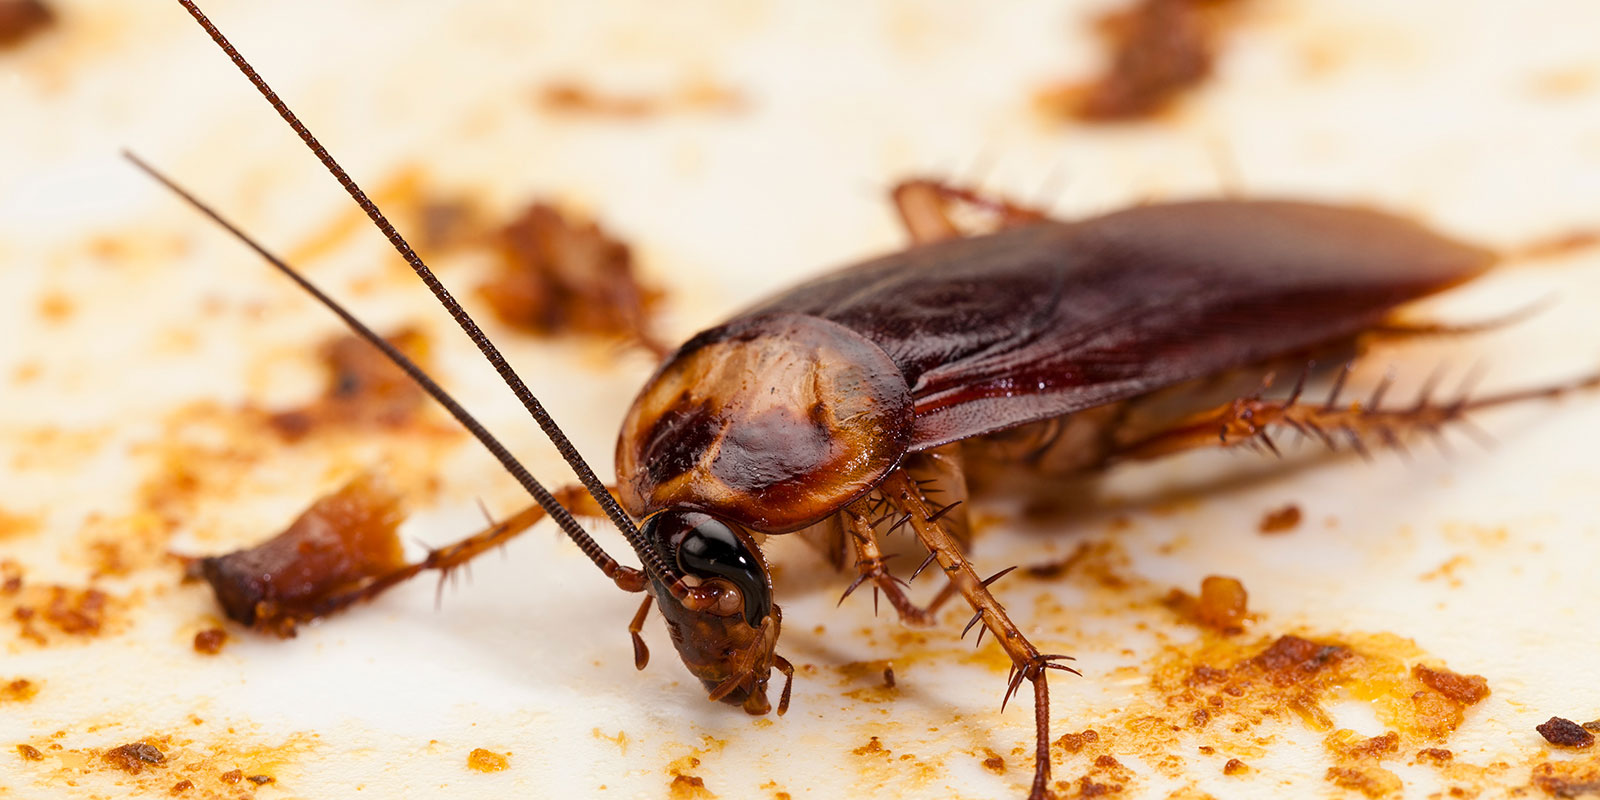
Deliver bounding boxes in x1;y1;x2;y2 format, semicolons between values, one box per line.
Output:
125;151;653;592
173;0;677;587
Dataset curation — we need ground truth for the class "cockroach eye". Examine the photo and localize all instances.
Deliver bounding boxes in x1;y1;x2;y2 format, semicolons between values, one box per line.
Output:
643;510;772;628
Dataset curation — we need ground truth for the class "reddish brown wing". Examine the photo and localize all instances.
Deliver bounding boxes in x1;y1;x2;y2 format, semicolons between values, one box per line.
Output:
742;200;1494;450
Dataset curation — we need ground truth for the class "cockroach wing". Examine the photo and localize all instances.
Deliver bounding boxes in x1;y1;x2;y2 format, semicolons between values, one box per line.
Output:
744;200;1494;450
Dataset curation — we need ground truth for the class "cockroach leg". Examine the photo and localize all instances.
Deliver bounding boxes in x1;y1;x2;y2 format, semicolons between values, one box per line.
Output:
890;178;1052;244
1111;365;1600;463
877;470;1077;800
838;501;957;626
1368;295;1554;340
628;595;654;670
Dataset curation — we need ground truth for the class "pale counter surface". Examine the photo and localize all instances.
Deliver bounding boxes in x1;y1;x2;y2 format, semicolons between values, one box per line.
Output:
3;2;1600;798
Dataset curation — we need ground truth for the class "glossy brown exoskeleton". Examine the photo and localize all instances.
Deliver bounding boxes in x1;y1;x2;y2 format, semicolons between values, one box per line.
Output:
146;5;1599;798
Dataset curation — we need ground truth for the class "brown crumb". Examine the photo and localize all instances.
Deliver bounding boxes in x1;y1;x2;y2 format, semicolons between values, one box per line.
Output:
1165;575;1249;634
882;665;896;688
219;769;242;784
980;747;1005;774
852;736;887;756
102;742;166;774
1036;0;1240;122
1538;717;1596;749
1585;720;1600;733
669;772;714;800
1326;730;1400;761
0;0;52;49
480;203;666;355
192;628;227;655
1223;758;1248;775
191;473;407;637
1258;504;1302;533
170;779;193;794
1412;664;1490;705
17;743;43;760
467;748;510;773
266;328;432;440
245;774;274;785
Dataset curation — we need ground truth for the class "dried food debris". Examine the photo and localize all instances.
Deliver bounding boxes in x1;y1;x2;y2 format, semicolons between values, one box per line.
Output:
16;743;43;760
102;742;166;774
467;748;509;773
480;202;667;355
1258;503;1302;533
1037;0;1242;122
1538;717;1596;749
267;328;432;440
1164;575;1249;634
1;678;39;702
192;628;227;655
191;473;407;637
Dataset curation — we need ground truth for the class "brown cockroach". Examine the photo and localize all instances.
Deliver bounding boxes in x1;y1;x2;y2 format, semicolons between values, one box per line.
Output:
130;4;1599;798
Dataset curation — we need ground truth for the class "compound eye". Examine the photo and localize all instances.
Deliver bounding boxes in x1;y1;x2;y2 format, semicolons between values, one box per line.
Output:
672;514;771;628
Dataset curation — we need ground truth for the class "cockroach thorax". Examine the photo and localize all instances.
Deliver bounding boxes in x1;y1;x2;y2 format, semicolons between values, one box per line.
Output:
617;312;913;533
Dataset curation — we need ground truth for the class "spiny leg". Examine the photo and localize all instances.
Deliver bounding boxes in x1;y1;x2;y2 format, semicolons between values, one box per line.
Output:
878;470;1077;800
1112;362;1600;463
891;178;1052;245
837;499;957;626
310;484;608;617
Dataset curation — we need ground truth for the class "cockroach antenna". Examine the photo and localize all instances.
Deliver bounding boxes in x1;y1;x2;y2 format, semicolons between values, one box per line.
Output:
122;151;662;593
166;0;684;591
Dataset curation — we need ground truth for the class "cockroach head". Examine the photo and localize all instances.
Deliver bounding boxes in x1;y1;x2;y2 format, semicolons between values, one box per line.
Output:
641;509;782;714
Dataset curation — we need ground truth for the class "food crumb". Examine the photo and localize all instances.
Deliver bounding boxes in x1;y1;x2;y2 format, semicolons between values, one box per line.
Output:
170;779;193;794
1223;758;1248;775
246;774;274;785
102;742;166;774
981;747;1005;773
1258;504;1302;533
1054;729;1100;754
1537;717;1596;749
669;772;714;799
1415;748;1453;764
468;748;510;772
882;666;896;688
1325;765;1403;797
17;743;43;760
220;769;242;784
1165;575;1249;634
192;628;227;655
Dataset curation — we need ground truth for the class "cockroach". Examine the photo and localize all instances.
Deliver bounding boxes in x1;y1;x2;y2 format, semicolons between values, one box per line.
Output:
128;4;1599;798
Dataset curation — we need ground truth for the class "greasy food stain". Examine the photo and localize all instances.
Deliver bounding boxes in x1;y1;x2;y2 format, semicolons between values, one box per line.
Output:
1036;0;1242;122
1531;754;1600;797
1258;503;1302;534
17;743;44;760
1041;630;1492;797
2;677;39;702
0;0;52;48
1537;718;1596;749
669;773;715;800
191;473;407;637
4;581;124;647
537;79;744;118
267;328;433;441
480;202;666;355
467;748;510;773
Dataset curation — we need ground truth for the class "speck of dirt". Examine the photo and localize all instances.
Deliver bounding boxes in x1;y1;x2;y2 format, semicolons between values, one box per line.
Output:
1258;504;1302;534
1537;717;1596;749
467;748;510;773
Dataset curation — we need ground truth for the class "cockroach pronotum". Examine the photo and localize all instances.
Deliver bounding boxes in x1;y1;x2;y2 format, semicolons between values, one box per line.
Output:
126;4;1599;798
